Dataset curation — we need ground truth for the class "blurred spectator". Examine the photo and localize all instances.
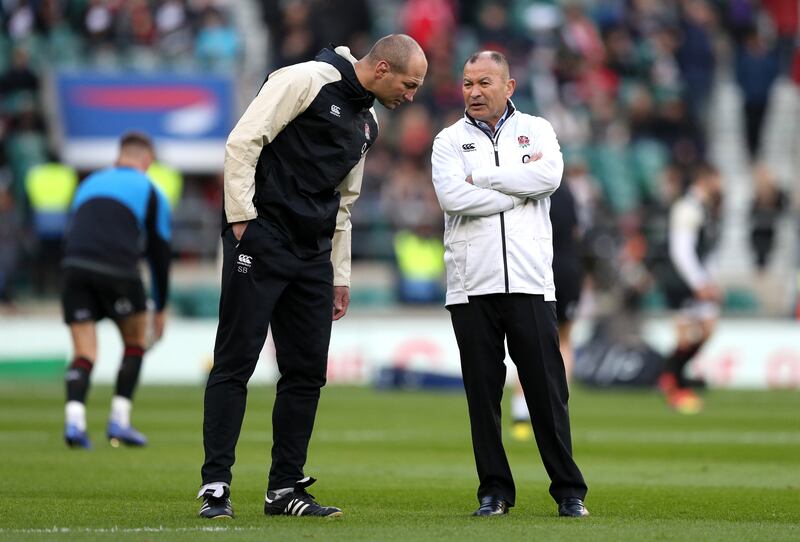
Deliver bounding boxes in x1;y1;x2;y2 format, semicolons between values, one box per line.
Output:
4;105;47;200
749;163;787;273
195;7;240;71
82;0;117;49
0;47;39;98
117;0;157;49
762;0;799;75
560;3;606;67
147;161;184;210
393;226;445;304
4;1;37;42
0;182;22;307
264;0;318;66
380;157;441;232
735;26;780;160
720;0;758;46
395;104;434;159
794;46;800;86
646;24;683;104
313;0;372;57
675;0;716;136
401;0;457;53
475;2;512;51
24;160;77;294
604;25;643;82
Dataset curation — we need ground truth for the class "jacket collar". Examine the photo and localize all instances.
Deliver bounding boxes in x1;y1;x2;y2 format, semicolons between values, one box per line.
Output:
316;46;375;109
464;99;517;136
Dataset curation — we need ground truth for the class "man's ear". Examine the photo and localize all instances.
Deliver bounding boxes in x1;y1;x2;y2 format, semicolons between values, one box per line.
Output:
375;60;391;79
506;78;516;98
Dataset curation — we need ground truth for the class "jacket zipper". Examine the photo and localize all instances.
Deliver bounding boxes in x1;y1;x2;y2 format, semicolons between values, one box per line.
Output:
493;141;510;293
468;113;513;294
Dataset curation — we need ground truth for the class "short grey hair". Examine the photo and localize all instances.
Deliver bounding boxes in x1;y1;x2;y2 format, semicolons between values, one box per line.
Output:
364;34;424;73
464;51;510;79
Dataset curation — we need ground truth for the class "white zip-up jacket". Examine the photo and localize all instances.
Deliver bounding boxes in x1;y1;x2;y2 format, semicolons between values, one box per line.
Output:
431;102;563;305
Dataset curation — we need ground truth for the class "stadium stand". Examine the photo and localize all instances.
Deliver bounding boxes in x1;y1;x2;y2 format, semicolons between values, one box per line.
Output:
0;0;797;316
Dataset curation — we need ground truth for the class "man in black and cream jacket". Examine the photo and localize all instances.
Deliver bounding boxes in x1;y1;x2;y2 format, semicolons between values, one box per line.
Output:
198;35;428;520
431;50;588;519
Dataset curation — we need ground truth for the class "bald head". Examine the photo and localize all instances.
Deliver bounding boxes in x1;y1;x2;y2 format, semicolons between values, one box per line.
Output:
356;34;428;110
464;51;510;81
364;34;425;73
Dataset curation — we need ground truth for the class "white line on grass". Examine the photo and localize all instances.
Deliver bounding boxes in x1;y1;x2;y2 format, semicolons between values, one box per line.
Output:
577;430;800;445
0;526;263;534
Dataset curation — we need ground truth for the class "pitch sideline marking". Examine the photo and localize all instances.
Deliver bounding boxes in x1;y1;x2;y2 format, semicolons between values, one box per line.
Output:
0;526;262;534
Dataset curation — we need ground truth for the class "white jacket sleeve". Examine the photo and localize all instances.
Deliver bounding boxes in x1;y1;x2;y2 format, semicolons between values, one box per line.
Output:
471;119;563;200
431;134;520;217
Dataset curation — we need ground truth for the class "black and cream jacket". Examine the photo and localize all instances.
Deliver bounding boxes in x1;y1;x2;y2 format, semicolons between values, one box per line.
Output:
223;46;378;286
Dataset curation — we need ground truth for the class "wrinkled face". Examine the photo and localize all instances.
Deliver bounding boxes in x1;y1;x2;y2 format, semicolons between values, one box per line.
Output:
462;57;515;126
372;55;427;109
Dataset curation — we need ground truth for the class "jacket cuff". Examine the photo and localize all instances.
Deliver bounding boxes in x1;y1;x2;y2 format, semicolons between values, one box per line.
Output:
224;194;258;223
331;229;351;287
225;210;258;223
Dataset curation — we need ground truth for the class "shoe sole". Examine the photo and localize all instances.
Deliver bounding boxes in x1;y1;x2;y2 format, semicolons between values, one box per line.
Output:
199;512;234;520
108;437;147;448
264;510;343;518
65;439;91;449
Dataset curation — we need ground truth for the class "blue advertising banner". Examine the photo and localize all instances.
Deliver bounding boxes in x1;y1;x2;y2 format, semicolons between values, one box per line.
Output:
55;72;236;172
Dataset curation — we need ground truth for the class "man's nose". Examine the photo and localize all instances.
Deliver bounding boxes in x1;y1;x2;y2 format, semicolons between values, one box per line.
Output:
404;90;415;102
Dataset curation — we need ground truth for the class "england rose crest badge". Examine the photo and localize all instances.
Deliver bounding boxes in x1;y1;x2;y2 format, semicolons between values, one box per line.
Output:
518;135;530;148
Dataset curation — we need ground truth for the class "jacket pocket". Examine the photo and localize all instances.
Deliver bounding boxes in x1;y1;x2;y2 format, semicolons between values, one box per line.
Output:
536;236;553;288
446;240;468;292
235;220;258;249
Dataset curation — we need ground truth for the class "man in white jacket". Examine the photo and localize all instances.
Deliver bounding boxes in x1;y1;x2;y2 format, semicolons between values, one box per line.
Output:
430;51;588;518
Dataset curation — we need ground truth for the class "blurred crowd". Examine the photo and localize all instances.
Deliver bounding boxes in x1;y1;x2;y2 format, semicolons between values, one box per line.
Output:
1;0;798;313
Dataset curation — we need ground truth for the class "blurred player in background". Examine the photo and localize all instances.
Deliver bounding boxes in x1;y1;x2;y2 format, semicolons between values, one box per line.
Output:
61;132;171;448
658;163;722;414
511;179;584;441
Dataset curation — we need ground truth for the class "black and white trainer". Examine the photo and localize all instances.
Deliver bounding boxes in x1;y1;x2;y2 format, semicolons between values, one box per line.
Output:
264;476;342;517
197;483;234;519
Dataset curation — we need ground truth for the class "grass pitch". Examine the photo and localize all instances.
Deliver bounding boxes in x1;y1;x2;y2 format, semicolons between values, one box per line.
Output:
0;381;798;541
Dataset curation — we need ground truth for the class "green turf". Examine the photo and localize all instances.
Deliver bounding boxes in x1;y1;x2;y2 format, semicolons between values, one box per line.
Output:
1;381;798;541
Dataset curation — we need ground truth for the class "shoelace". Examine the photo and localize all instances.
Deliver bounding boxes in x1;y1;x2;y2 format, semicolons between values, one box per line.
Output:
295;489;319;504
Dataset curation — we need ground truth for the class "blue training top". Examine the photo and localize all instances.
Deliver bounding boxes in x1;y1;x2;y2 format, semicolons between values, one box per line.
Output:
63;166;172;310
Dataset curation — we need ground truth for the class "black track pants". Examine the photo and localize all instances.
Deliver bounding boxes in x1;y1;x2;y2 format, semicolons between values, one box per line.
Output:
448;294;587;505
201;221;333;489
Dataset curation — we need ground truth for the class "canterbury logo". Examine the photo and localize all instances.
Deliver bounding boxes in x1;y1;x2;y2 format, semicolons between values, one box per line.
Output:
330;104;341;117
238;254;252;266
461;143;476;151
